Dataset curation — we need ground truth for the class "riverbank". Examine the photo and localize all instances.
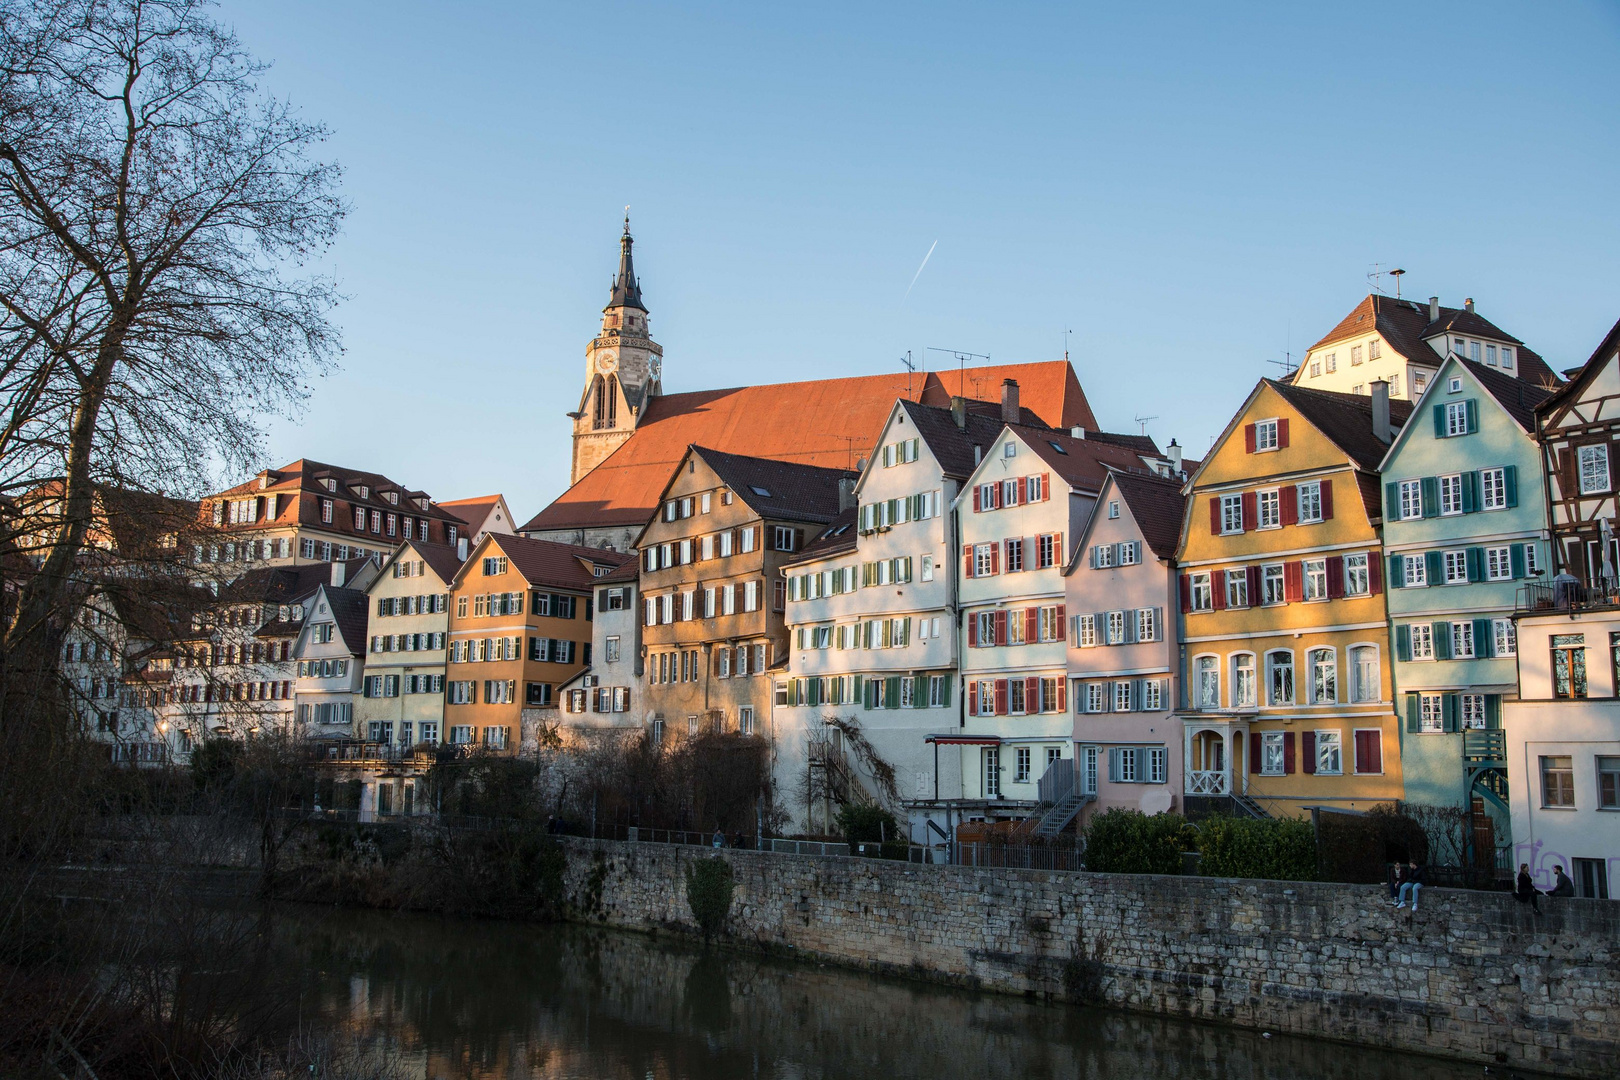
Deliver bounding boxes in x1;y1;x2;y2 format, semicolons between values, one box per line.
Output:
559;836;1620;1078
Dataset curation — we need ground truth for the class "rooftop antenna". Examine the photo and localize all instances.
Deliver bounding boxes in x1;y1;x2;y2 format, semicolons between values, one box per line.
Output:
831;434;861;473
926;346;990;398
900;350;916;399
1267;352;1296;378
1064;329;1073;363
1389;268;1405;299
1368;262;1384;294
1133;413;1158;436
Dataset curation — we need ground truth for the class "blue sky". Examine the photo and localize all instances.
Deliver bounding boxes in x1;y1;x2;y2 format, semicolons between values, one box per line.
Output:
229;1;1620;522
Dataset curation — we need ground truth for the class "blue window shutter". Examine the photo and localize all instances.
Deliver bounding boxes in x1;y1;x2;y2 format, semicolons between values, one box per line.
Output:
1434;622;1452;659
1466;547;1484;582
1466;399;1479;433
1473;618;1494;657
1442;693;1459;733
1388;553;1404;588
1395;624;1411;661
1421;477;1440;518
1503;465;1518;507
1510;544;1527;579
1433;404;1446;438
1385;482;1400;518
1425;551;1443;583
1461;471;1479;513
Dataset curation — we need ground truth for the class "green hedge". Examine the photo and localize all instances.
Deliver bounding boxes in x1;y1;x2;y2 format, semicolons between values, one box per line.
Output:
1081;808;1191;875
1195;815;1317;881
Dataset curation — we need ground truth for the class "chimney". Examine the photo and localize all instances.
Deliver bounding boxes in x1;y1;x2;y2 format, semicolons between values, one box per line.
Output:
1001;379;1020;424
1464;297;1475;314
1429;296;1440;322
330;560;346;588
837;476;857;511
1370;379;1392;444
1070;426;1086;439
1168;438;1182;475
456;536;469;561
950;395;967;431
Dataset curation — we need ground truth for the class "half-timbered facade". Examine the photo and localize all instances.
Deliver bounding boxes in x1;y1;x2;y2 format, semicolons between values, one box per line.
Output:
1538;316;1620;586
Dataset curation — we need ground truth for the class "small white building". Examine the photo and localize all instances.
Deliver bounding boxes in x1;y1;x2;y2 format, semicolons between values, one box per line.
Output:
292;582;370;741
558;559;642;738
1505;603;1620;899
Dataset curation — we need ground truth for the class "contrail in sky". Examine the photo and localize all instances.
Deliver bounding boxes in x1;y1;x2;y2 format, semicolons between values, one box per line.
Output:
903;240;938;302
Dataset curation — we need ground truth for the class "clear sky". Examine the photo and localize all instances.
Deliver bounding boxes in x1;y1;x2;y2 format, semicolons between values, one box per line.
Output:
227;1;1620;523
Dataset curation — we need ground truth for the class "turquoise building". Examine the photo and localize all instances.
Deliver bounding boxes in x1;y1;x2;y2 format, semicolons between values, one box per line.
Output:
1379;357;1554;859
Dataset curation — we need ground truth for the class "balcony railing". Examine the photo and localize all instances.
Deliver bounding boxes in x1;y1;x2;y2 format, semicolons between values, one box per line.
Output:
1463;729;1507;763
1185;770;1228;796
1517;580;1620;615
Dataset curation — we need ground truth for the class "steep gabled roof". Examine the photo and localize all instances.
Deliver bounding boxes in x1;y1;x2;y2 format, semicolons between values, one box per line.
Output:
378;539;465;586
1266;380;1415;471
315;585;370;655
897;399;1021;481
1462;358;1556;433
1007;424;1162;495
481;533;635;593
781;508;859;568
594;559;640;586
693;447;854;525
438;495;506;530
521;362;1092;533
1110;471;1188;562
1301;294;1556;387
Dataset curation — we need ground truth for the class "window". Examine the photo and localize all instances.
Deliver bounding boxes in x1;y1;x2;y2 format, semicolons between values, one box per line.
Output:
1349;646;1378;703
1135;608;1159;643
1579;444;1611;495
1005;537;1024;573
1493;619;1517;658
1077;614;1097;647
984;749;1001;797
1037;534;1058;569
1480;467;1507;510
1267;650;1294;705
1261;733;1285;775
741;528;757;553
1409;623;1434;660
1232;653;1256;708
1344;553;1370;596
1398;480;1422;520
1553;634;1586;699
1226;569;1248;609
1108;500;1119;519
1257;490;1280;528
1470;341;1480;361
1118;542;1139;566
1450;621;1474;659
1308;648;1336;704
1459;693;1486;730
1085;682;1105;714
1443;550;1468;585
1113;681;1132;712
1369;339;1381;360
1389;374;1400;397
1142;680;1163;710
1195;656;1219;709
1220;494;1243;534
1348;346;1360;367
1501;347;1514;370
1106;610;1125;645
1540;755;1575;808
1254;419;1278;451
1599;756;1620;809
773;526;796;552
1439;474;1463;516
921;554;934;581
1403;553;1428;588
1262;564;1285;605
1354;730;1382;774
1418;693;1445;732
1303;559;1327;601
1297;481;1322;523
1309;362;1320;378
1190;573;1212;612
1315;730;1342;775
1094;543;1114;568
1327;353;1338;372
974;543;995;577
483;556;507;576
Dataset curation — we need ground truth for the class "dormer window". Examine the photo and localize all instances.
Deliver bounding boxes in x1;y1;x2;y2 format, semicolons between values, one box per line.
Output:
386;491;398;505
323;478;336;492
357;485;369;499
1501;347;1515;371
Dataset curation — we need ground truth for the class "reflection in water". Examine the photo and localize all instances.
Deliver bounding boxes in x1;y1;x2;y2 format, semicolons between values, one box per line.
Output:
281;907;1485;1080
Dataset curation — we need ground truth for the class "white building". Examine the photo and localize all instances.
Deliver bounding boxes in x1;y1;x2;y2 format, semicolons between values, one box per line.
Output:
559;559;642;738
292;582;370;742
355;539;465;750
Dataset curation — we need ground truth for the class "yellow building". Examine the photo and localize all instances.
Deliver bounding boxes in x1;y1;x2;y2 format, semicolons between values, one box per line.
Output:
1175;379;1412;818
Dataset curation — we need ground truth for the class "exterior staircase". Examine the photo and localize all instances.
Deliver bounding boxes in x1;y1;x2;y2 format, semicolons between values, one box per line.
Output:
1229;791;1271;820
1026;759;1094;838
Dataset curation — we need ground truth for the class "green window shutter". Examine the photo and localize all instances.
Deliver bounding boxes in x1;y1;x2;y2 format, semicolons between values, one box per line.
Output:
1485;694;1501;728
1432;404;1446;438
863;679;876;709
1421;477;1440;518
853;674;865;700
1385;482;1400;519
912;675;927;707
1466;547;1484;582
796;627;804;649
1503;464;1518;507
1473;618;1494;658
1442;693;1459;733
1388;553;1405;589
1395;624;1411;661
940;678;952;707
1510;544;1527;579
885;676;901;706
1434;622;1452;660
1425;551;1443;583
1466;399;1479;434
1405;693;1420;733
1461;471;1480;513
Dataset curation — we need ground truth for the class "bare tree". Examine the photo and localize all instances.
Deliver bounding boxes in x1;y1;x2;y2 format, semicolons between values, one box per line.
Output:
0;0;344;683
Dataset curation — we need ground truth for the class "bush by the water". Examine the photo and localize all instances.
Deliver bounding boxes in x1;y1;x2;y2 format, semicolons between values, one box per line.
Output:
1195;815;1318;881
685;855;734;940
1081;809;1191;875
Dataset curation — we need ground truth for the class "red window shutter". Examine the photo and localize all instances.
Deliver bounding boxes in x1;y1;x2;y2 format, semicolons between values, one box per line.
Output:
994;679;1008;714
1209;497;1222;534
1246;564;1261;596
1179;575;1192;613
1241;492;1257;531
963;544;974;578
1041;472;1051;500
1283;732;1296;774
1055;603;1065;625
1277;417;1290;448
1025;676;1039;709
1320;478;1334;520
994;609;1008;645
1368;555;1383;595
1025;608;1039;642
1280;485;1298;526
989;543;1000;575
1283;561;1303;602
1301;731;1316;774
992;484;1003;510
973;486;982;512
968;615;979;648
1054;533;1063;560
1212;572;1227;610
1326;557;1344;599
1057;679;1067;712
1249;732;1262;774
1361;730;1382;774
1244;423;1257;453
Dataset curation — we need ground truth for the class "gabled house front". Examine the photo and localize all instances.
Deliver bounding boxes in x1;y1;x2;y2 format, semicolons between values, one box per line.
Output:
293;581;371;739
355;539;466;751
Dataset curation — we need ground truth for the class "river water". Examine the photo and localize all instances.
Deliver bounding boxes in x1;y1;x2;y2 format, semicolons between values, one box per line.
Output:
281;908;1489;1080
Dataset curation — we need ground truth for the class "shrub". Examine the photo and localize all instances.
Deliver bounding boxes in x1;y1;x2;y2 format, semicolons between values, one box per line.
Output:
685;856;734;941
1081;809;1190;875
1195;815;1317;881
835;804;899;844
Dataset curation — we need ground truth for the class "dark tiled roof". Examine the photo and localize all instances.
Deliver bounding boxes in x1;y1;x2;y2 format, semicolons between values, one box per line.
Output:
1110;472;1188;562
693;446;855;526
395;539;466;585
1538;313;1620;420
595;559;640;585
486;534;635;592
782;508;859;567
1008;424;1163;495
206;459;463;544
1460;359;1556;433
1079;430;1162;454
1303;294;1557;388
898;399;1020;480
1266;380;1415;471
318;585;371;655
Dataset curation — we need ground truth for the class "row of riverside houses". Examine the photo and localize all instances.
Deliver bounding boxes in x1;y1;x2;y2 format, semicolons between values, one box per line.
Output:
61;223;1616;896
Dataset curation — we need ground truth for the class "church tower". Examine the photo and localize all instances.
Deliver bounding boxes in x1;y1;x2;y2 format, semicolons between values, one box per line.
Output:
570;217;664;486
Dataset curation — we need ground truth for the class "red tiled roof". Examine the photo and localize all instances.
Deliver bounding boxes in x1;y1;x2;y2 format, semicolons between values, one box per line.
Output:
206;459;463;545
477;534;635;592
522;362;1091;533
438;495;502;525
1302;294;1557;387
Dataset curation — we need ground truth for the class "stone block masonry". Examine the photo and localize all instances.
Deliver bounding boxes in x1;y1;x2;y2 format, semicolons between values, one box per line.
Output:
561;838;1620;1079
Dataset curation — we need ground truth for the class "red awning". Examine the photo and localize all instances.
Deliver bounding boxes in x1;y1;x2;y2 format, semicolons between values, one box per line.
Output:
925;734;1002;745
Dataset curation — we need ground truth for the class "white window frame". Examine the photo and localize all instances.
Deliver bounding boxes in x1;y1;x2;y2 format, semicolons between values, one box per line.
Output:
1257;489;1280;529
1261;732;1285;776
1190;573;1212;612
1254;419;1279;451
1194;654;1220;710
1444;400;1468;437
1220;494;1243;535
1231;652;1256;708
1344;553;1370;596
1443;549;1468;585
1314;730;1343;775
1486;546;1512;581
1399;480;1422;520
1579;443;1610;495
1439;474;1463;516
1493;618;1517;657
1410;623;1434;661
1451;621;1475;659
1481;467;1506;510
1303;558;1327;601
1403;553;1427;588
1297;481;1322;523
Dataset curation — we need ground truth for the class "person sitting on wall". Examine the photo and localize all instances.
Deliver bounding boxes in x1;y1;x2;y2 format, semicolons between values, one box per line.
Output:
1515;864;1542;913
1550;865;1576;897
1387;861;1406;903
1394;860;1424;912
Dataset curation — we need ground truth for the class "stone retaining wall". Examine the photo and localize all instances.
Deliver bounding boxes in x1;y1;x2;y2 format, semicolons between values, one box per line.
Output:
561;838;1620;1078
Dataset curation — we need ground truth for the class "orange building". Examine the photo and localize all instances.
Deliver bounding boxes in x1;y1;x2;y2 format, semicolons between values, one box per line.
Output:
443;535;633;750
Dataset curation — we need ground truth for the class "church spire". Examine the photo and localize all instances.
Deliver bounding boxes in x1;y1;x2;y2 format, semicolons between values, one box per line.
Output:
607;210;646;312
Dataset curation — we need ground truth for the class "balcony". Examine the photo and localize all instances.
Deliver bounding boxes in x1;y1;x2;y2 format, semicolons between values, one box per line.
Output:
1186;770;1228;796
1463;729;1506;765
1517;580;1620;616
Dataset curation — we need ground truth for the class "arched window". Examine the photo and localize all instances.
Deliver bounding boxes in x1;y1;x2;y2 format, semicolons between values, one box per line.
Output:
1231;652;1256;708
1349;645;1379;703
604;375;619;427
1308;648;1337;704
1267;649;1294;706
591;375;607;429
1194;654;1220;710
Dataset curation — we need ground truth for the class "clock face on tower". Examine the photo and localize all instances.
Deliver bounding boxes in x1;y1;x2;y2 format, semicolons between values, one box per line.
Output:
649;356;662;379
597;351;617;375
